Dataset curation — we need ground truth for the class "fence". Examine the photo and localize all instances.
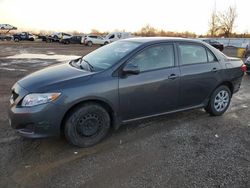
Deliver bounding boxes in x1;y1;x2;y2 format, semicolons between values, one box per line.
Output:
212;38;250;48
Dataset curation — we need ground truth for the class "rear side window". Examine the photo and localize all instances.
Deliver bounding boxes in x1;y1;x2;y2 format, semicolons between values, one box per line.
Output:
128;44;175;72
179;44;207;65
207;49;217;62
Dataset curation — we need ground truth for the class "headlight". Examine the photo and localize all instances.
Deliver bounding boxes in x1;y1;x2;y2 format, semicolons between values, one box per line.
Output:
21;93;61;107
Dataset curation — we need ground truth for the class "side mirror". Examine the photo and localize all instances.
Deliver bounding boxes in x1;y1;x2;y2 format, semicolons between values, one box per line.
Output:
123;63;140;75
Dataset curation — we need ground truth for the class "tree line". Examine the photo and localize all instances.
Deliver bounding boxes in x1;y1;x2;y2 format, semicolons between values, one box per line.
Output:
10;5;249;38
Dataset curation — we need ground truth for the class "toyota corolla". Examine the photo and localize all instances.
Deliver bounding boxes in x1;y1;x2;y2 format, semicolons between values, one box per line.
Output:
9;37;245;147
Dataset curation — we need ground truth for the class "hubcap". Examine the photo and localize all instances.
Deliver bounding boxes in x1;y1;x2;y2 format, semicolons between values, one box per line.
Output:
77;114;101;137
214;90;229;112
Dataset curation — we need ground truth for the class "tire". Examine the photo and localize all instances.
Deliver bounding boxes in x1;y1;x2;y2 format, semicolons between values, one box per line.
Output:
205;85;231;116
64;103;111;147
14;38;19;42
104;41;109;45
87;41;93;47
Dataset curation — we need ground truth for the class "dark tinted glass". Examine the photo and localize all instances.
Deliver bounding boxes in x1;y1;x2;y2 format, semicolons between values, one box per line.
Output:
179;44;207;65
129;44;175;72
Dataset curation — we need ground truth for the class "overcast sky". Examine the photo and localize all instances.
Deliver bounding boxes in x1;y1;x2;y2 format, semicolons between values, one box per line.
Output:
0;0;248;34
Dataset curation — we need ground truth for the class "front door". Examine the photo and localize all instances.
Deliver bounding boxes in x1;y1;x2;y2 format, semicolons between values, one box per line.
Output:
118;43;180;121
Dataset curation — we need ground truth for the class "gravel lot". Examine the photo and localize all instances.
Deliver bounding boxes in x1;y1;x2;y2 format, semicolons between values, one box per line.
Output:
0;42;250;188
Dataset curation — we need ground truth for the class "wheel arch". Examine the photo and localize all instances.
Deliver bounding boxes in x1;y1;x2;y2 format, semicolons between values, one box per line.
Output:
206;81;234;105
60;98;117;135
218;81;234;94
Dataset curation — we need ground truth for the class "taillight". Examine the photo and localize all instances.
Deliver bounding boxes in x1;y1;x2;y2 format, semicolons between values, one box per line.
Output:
241;64;247;72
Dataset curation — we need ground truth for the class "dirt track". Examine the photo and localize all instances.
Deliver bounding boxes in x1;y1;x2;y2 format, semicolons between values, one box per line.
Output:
0;42;250;188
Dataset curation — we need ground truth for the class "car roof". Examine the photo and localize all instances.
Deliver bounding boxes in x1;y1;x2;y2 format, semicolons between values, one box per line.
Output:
122;37;227;60
123;37;204;44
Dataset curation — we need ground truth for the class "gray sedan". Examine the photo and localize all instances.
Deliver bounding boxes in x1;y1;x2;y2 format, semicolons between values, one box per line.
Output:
9;37;245;147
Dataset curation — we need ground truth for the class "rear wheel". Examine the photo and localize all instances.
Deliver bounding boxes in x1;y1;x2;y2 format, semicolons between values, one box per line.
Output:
64;103;110;147
87;41;93;47
14;37;19;42
205;85;231;116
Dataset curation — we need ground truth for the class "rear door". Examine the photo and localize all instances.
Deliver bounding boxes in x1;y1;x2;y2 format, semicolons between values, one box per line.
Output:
97;36;104;44
177;42;221;108
119;43;180;121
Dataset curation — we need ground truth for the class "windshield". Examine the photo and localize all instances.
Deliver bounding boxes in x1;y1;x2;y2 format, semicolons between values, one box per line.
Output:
81;41;140;71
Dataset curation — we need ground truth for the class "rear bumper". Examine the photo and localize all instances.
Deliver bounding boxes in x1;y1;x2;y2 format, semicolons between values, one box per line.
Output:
232;76;243;93
246;64;250;73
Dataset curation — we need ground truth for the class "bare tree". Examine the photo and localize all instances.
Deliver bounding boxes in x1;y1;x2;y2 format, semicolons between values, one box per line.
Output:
208;9;220;37
140;24;157;36
218;6;237;37
91;29;101;35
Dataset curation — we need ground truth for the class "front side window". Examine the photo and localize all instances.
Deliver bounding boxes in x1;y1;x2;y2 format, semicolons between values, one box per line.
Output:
128;44;175;72
109;35;115;39
179;44;207;65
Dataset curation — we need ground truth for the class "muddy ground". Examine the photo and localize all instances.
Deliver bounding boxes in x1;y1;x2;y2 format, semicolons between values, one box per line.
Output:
0;42;250;188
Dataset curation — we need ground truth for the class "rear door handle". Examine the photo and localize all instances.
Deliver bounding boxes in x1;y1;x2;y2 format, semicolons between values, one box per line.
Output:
168;74;178;80
211;67;217;72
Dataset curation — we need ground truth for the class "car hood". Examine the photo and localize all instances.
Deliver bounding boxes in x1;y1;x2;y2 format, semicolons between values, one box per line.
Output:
18;62;94;92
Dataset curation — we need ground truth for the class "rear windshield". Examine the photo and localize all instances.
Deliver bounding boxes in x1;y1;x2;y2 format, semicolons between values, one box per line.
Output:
83;41;140;71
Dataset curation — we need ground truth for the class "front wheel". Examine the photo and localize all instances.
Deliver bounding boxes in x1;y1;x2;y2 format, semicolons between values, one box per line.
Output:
64;103;110;147
205;85;231;116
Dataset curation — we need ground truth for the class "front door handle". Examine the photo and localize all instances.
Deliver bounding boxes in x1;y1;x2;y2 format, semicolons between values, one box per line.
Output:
168;74;178;80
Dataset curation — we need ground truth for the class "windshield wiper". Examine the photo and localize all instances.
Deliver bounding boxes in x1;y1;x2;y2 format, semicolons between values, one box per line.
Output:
82;59;94;72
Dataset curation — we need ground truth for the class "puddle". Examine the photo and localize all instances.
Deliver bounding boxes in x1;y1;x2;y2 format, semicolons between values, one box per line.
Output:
1;53;81;72
0;67;27;71
5;53;80;62
1;53;80;72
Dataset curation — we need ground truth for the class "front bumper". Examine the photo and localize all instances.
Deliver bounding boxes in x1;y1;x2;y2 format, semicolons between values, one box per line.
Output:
9;102;65;138
8;82;65;138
